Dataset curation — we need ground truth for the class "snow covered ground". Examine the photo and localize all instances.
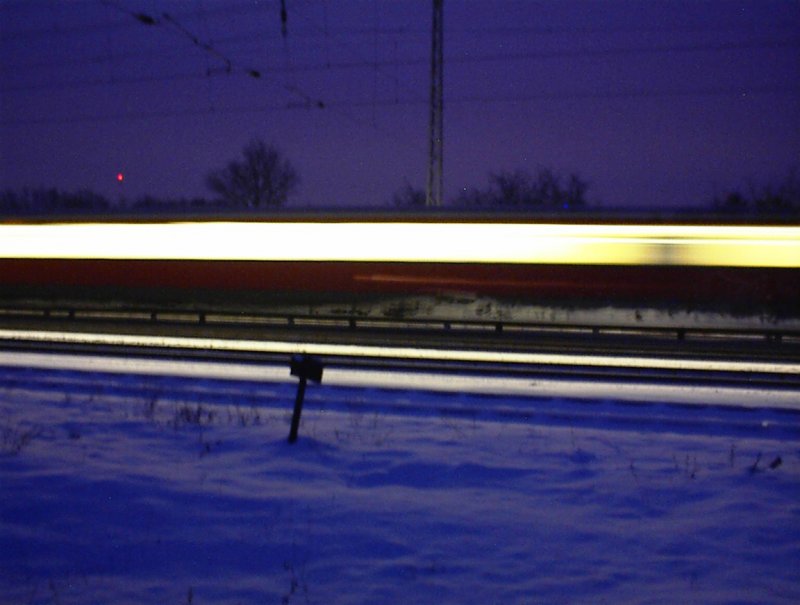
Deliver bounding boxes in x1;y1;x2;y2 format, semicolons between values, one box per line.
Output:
1;359;799;604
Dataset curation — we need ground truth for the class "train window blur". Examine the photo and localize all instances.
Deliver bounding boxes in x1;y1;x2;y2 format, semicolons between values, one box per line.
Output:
1;1;798;222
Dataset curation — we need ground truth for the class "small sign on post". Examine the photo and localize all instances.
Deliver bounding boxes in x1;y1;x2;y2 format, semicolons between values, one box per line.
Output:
288;354;324;444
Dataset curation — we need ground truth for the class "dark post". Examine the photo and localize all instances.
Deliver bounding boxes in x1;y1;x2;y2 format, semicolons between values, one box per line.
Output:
288;354;323;444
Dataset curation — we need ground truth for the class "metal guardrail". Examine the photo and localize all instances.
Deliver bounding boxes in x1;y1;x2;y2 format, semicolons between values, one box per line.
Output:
2;302;800;441
1;304;798;345
1;303;800;395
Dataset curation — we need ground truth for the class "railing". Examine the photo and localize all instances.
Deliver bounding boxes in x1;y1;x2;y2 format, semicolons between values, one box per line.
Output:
1;304;798;346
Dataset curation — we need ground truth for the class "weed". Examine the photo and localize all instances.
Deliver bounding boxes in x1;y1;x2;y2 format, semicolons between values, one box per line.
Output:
349;409;393;446
197;427;222;458
629;461;641;488
281;560;309;605
684;455;699;480
142;396;158;421
333;409;393;447
1;420;42;455
440;412;477;441
228;405;262;427
171;403;214;429
671;453;699;479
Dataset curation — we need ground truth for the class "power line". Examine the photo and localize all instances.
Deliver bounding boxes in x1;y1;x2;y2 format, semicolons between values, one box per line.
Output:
1;15;133;41
2;72;222;94
263;1;416;145
4;37;796;86
288;4;419;100
94;0;326;109
327;85;800;107
445;38;800;63
3;84;797;128
97;1;259;78
1;0;272;41
4;37;797;96
443;85;800;104
4;0;796;43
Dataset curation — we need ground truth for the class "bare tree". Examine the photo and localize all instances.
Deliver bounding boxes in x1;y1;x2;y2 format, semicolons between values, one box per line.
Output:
206;139;299;208
392;182;426;209
455;168;589;210
712;168;800;215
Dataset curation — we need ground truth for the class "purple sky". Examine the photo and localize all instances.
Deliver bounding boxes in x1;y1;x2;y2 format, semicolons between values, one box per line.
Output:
1;0;798;210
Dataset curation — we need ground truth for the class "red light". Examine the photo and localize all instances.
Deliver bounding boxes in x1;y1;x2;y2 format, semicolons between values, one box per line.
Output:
116;172;124;183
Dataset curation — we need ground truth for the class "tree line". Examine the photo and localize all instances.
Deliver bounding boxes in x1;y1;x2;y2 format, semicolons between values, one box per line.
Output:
0;139;297;216
393;168;589;211
711;169;800;216
2;138;797;216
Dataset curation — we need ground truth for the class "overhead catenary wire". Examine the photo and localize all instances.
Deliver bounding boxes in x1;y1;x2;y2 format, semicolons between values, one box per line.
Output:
2;3;797;149
262;0;413;142
2;0;272;40
286;1;422;102
4;0;796;43
98;1;256;78
3;85;797;128
4;38;798;94
93;0;331;110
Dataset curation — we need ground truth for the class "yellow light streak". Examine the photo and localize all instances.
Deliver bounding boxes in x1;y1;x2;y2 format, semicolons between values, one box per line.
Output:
0;222;797;267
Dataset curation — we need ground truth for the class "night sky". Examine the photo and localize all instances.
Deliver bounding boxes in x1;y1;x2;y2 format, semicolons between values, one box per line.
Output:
1;0;798;210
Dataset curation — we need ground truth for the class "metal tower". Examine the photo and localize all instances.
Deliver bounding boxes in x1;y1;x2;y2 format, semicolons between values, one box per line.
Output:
426;0;444;207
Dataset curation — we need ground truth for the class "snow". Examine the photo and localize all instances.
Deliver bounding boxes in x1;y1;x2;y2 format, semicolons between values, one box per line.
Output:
1;362;799;604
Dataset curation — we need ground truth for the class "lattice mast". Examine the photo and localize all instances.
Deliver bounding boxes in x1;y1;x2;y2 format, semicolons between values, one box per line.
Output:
426;0;444;207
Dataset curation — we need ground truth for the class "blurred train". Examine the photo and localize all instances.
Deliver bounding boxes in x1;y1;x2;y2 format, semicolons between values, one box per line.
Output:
0;213;798;316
